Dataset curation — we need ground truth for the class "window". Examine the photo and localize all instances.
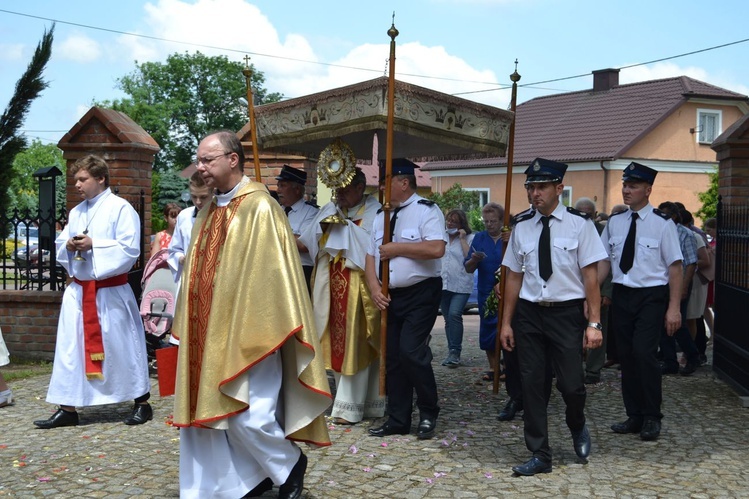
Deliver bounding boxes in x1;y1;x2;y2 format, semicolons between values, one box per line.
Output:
697;109;722;144
464;188;489;209
560;186;572;207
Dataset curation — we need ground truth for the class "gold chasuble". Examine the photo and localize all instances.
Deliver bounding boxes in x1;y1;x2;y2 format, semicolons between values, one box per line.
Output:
172;179;331;447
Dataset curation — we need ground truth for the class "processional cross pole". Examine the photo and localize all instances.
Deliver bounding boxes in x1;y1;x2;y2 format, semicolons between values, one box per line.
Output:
242;55;262;182
493;60;521;394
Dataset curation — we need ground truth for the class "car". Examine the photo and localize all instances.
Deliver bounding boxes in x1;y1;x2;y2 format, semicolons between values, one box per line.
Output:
464;270;479;312
13;244;50;266
15;224;39;246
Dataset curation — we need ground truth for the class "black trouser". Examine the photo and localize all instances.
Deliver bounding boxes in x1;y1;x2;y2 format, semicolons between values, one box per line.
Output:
613;284;668;421
503;346;523;402
302;265;313;294
659;282;699;369
385;277;442;429
514;299;586;462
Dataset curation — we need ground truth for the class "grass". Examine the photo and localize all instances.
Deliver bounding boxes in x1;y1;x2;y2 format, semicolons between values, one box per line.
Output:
3;357;53;382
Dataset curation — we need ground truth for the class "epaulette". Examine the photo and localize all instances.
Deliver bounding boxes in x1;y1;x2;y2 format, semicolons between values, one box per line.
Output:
609;210;627;218
566;206;590;219
418;199;437;207
652;208;670;220
305;200;319;209
513;209;536;224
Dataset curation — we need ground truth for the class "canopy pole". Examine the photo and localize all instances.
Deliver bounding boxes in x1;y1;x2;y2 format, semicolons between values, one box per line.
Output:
493;61;521;395
243;56;262;182
379;16;399;397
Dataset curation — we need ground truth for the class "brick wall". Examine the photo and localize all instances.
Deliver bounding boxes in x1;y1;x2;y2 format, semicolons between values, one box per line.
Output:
0;290;61;361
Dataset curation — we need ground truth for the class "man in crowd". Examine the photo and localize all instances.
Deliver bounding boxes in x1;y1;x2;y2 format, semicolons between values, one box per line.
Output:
276;164;318;291
299;168;384;425
657;201;700;376
574;197;613;385
365;159;446;440
500;158;607;476
600;162;683;442
167;171;212;290
171;131;331;499
34;155;152;429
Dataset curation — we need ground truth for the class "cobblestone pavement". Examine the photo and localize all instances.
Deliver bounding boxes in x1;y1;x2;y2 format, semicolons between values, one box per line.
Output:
2;314;749;498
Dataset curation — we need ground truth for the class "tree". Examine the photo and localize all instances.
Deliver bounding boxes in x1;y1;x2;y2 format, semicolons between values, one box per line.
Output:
0;24;54;227
695;167;718;222
99;51;282;171
428;183;483;231
152;170;188;232
9;140;65;216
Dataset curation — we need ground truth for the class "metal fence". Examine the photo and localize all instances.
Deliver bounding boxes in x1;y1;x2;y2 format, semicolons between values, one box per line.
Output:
1;190;146;292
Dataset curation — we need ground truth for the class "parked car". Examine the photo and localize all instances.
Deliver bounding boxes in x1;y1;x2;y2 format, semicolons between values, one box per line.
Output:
13;244;50;266
464;270;479;312
15;224;39;246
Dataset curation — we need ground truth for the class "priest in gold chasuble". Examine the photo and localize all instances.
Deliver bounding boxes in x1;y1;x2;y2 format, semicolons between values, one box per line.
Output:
299;168;384;425
172;131;331;499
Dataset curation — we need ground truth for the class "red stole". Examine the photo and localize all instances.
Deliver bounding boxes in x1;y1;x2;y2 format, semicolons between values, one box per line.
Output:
74;273;129;380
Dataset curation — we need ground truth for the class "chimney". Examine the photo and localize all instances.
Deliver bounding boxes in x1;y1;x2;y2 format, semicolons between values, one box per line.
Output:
592;68;620;91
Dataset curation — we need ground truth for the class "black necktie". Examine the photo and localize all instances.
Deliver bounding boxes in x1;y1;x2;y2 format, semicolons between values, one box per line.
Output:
619;212;638;274
539;216;552;281
284;206;292;217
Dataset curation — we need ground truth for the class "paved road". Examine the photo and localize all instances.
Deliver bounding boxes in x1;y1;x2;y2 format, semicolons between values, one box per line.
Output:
2;314;748;498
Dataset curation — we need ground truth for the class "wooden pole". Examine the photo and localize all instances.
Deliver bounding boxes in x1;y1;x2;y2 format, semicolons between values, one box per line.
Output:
379;17;399;397
493;61;521;395
242;56;262;182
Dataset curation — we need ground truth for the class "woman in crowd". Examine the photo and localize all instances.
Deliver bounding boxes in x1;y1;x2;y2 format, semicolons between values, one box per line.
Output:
464;203;506;380
150;203;181;259
440;209;474;367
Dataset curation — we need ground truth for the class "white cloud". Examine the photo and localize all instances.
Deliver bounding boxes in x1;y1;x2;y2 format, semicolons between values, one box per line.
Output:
0;43;24;61
58;33;102;63
620;62;749;97
121;0;505;108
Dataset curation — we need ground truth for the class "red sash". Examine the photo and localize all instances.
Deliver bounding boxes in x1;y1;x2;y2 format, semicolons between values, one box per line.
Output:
74;273;129;380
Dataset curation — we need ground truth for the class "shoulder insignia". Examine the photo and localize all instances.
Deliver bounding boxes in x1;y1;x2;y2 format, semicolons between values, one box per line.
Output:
652;208;670;220
417;199;436;207
513;209;536;224
609;210;627;218
305;200;319;208
566;206;590;219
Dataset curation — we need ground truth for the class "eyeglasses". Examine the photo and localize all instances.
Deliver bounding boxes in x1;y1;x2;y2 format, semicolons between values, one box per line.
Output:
196;152;230;166
482;219;500;225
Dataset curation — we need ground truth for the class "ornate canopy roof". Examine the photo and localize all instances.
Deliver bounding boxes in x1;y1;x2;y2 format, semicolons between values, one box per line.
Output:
253;76;513;162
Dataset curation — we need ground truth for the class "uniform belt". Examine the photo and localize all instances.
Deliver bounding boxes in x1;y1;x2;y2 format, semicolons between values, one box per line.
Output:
533;298;584;308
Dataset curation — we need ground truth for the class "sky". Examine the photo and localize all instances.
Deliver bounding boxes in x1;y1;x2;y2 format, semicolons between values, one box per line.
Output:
1;0;748;150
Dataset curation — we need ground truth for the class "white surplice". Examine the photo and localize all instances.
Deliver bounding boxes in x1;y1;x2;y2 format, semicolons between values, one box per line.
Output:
46;188;150;406
299;194;385;422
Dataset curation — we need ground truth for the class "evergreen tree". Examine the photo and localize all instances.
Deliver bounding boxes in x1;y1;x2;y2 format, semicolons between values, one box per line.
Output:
0;24;55;229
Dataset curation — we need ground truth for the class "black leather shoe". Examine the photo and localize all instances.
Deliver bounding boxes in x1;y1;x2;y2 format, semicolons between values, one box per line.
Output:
368;421;410;437
512;456;552;476
640;419;661;441
243;477;273;497
278;452;307;499
660;361;678;375
416;418;437;440
584;374;600;384
497;399;522;421
34;408;79;429
124;403;153;425
571;424;591;462
680;361;698;376
610;417;642;434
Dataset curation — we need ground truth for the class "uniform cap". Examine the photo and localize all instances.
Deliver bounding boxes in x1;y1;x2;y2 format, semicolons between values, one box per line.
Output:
524;158;568;184
622;162;657;184
275;164;307;185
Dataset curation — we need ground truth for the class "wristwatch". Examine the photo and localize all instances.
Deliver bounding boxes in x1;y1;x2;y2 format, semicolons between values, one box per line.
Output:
587;322;603;331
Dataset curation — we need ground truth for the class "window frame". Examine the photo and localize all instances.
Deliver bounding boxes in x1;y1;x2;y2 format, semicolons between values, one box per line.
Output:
696;109;722;144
